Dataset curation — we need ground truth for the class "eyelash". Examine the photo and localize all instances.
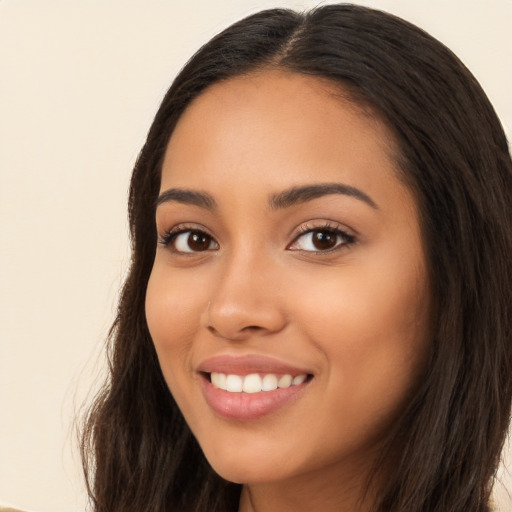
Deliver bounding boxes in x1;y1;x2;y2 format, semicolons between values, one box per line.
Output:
158;222;356;254
288;222;356;253
158;224;217;252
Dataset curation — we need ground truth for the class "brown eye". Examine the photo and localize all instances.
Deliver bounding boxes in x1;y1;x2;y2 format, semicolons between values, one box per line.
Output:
311;231;338;250
173;230;218;253
288;228;354;252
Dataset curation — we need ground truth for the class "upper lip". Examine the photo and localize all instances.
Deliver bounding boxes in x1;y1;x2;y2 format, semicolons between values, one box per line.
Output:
198;354;312;376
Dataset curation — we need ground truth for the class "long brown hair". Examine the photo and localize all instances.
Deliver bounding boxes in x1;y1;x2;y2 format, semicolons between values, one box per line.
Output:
81;5;512;511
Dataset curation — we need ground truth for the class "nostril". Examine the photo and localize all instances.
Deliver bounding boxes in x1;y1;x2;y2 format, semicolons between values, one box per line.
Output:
207;324;263;333
206;323;266;340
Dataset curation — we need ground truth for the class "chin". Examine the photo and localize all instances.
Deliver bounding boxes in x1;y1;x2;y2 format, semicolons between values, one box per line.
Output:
200;443;295;484
209;460;286;485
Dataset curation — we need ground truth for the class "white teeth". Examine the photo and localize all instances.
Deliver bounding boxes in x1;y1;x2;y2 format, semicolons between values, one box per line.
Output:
226;374;243;392
278;374;293;388
261;374;278;391
292;374;306;385
211;372;227;390
210;372;308;393
242;373;262;393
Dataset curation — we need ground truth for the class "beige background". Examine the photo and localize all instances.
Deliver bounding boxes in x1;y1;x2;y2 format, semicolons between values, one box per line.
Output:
0;1;510;511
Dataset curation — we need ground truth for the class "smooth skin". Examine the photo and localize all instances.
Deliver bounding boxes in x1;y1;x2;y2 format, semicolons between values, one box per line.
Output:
146;70;432;512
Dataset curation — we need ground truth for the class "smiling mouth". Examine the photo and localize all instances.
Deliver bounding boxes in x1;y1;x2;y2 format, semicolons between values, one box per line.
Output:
198;355;314;419
199;370;313;420
207;372;310;393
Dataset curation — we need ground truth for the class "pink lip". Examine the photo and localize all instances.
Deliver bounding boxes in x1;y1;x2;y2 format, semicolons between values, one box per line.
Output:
198;354;310;376
197;355;312;421
200;377;309;420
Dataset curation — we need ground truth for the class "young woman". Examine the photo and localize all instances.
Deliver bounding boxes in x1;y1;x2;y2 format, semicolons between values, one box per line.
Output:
81;4;512;512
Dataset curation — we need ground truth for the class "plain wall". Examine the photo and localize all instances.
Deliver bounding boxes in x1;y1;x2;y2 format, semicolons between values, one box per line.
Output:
0;1;510;510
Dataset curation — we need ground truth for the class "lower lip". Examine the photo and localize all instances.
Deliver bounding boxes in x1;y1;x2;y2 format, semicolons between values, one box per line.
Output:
200;376;309;421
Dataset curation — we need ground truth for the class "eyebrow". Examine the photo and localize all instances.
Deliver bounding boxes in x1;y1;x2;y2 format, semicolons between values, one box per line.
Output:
156;182;378;212
269;183;378;210
156;188;217;210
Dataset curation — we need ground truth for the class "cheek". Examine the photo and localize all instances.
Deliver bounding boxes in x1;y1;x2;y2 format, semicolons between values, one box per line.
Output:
294;261;428;350
145;262;209;386
291;255;430;424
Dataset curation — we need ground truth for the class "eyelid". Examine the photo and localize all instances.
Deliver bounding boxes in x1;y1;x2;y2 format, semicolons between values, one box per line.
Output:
287;221;356;252
158;223;218;251
157;220;356;253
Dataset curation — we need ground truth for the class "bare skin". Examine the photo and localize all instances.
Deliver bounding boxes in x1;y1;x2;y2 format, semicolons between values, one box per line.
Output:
146;69;431;512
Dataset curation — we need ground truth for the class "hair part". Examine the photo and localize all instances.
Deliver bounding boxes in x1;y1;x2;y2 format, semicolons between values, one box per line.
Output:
81;5;512;512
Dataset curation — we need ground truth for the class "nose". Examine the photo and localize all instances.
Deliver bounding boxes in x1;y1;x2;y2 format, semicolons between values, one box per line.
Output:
202;251;287;341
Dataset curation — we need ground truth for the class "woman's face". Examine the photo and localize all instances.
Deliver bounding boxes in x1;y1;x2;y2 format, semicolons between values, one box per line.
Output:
146;70;431;487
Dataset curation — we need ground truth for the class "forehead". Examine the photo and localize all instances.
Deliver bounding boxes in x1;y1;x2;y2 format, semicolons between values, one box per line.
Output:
161;69;408;209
